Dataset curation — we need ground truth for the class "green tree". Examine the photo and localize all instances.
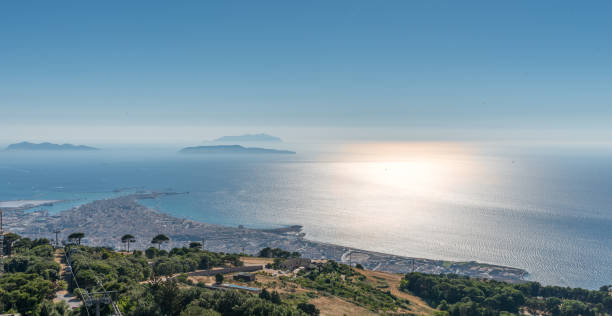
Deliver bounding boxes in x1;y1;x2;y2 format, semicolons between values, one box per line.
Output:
145;247;160;259
68;232;85;245
0;273;56;315
560;300;588;316
297;302;320;316
545;297;562;315
198;255;210;269
75;269;98;289
438;300;449;311
12;236;33;254
121;234;136;252
270;291;282;304
180;305;221;316
34;299;69;316
151;234;169;250
2;232;21;256
189;242;202;249
258;247;300;259
150;279;183;316
215;273;224;284
259;288;271;300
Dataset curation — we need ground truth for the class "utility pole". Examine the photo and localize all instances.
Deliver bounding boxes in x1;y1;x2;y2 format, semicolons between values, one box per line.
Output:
83;290;115;316
349;250;352;267
0;207;4;275
53;228;61;248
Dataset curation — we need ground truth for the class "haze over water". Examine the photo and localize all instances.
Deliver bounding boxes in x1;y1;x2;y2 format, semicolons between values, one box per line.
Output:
1;142;611;289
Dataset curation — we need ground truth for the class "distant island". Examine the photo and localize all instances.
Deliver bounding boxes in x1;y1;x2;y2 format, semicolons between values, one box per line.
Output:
214;133;282;142
180;145;295;154
6;141;98;151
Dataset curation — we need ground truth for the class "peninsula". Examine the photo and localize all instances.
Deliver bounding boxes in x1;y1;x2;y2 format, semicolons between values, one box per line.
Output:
0;199;62;211
6;141;98;151
2;193;527;283
214;133;282;142
180;145;295;154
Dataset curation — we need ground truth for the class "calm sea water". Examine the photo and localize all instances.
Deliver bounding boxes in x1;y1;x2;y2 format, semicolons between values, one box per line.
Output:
0;142;611;289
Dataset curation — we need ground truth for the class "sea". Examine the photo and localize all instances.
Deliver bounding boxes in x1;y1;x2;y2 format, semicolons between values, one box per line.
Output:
0;142;611;289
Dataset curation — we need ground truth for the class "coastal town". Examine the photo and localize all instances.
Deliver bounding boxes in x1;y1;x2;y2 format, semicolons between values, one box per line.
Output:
1;192;528;283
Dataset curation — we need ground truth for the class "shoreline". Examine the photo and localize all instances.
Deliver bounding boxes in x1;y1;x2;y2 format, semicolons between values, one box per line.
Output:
2;192;528;283
0;199;64;211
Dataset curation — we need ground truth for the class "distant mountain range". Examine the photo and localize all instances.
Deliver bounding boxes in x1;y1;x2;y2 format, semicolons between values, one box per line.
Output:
180;145;295;154
214;133;282;142
6;142;98;151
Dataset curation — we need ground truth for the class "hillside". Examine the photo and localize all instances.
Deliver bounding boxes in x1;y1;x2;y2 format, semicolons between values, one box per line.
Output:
214;134;282;142
180;145;295;154
6;141;98;151
2;234;611;315
0;235;436;315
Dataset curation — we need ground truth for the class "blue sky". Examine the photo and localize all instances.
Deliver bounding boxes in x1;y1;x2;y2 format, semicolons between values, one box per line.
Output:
1;1;611;143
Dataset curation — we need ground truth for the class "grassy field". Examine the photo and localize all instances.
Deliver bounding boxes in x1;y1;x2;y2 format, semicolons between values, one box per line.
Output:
205;257;439;316
132;255;437;315
359;269;436;315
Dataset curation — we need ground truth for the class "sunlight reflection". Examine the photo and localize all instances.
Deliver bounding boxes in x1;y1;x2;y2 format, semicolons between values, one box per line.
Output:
338;142;475;195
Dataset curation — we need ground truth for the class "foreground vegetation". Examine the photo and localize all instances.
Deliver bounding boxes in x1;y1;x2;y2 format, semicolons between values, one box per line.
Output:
401;272;612;316
293;260;411;312
67;245;309;316
2;232;611;316
68;243;243;290
1;235;65;315
1;233;309;315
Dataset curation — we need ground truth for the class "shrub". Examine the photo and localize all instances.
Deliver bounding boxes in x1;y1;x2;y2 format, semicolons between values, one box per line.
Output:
297;302;320;315
215;273;224;284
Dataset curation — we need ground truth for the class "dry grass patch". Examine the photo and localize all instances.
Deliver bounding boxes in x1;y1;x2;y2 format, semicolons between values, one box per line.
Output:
240;256;275;266
311;295;379;316
188;275;215;284
254;273;309;295
360;269;436;315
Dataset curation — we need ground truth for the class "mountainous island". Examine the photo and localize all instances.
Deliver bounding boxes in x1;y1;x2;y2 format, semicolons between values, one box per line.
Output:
180;145;295;154
214;133;282;142
6;141;98;151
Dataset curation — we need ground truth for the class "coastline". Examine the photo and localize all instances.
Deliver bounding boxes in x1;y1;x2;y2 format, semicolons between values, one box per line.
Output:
1;192;528;283
0;199;63;211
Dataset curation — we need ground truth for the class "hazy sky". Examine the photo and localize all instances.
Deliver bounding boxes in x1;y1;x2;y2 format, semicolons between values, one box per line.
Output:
1;1;611;143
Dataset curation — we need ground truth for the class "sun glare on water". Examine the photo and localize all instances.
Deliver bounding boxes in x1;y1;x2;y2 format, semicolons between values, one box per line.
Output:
303;142;485;256
338;142;475;197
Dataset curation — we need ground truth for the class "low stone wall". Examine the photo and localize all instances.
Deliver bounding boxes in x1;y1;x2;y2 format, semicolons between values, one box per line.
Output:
187;265;263;277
